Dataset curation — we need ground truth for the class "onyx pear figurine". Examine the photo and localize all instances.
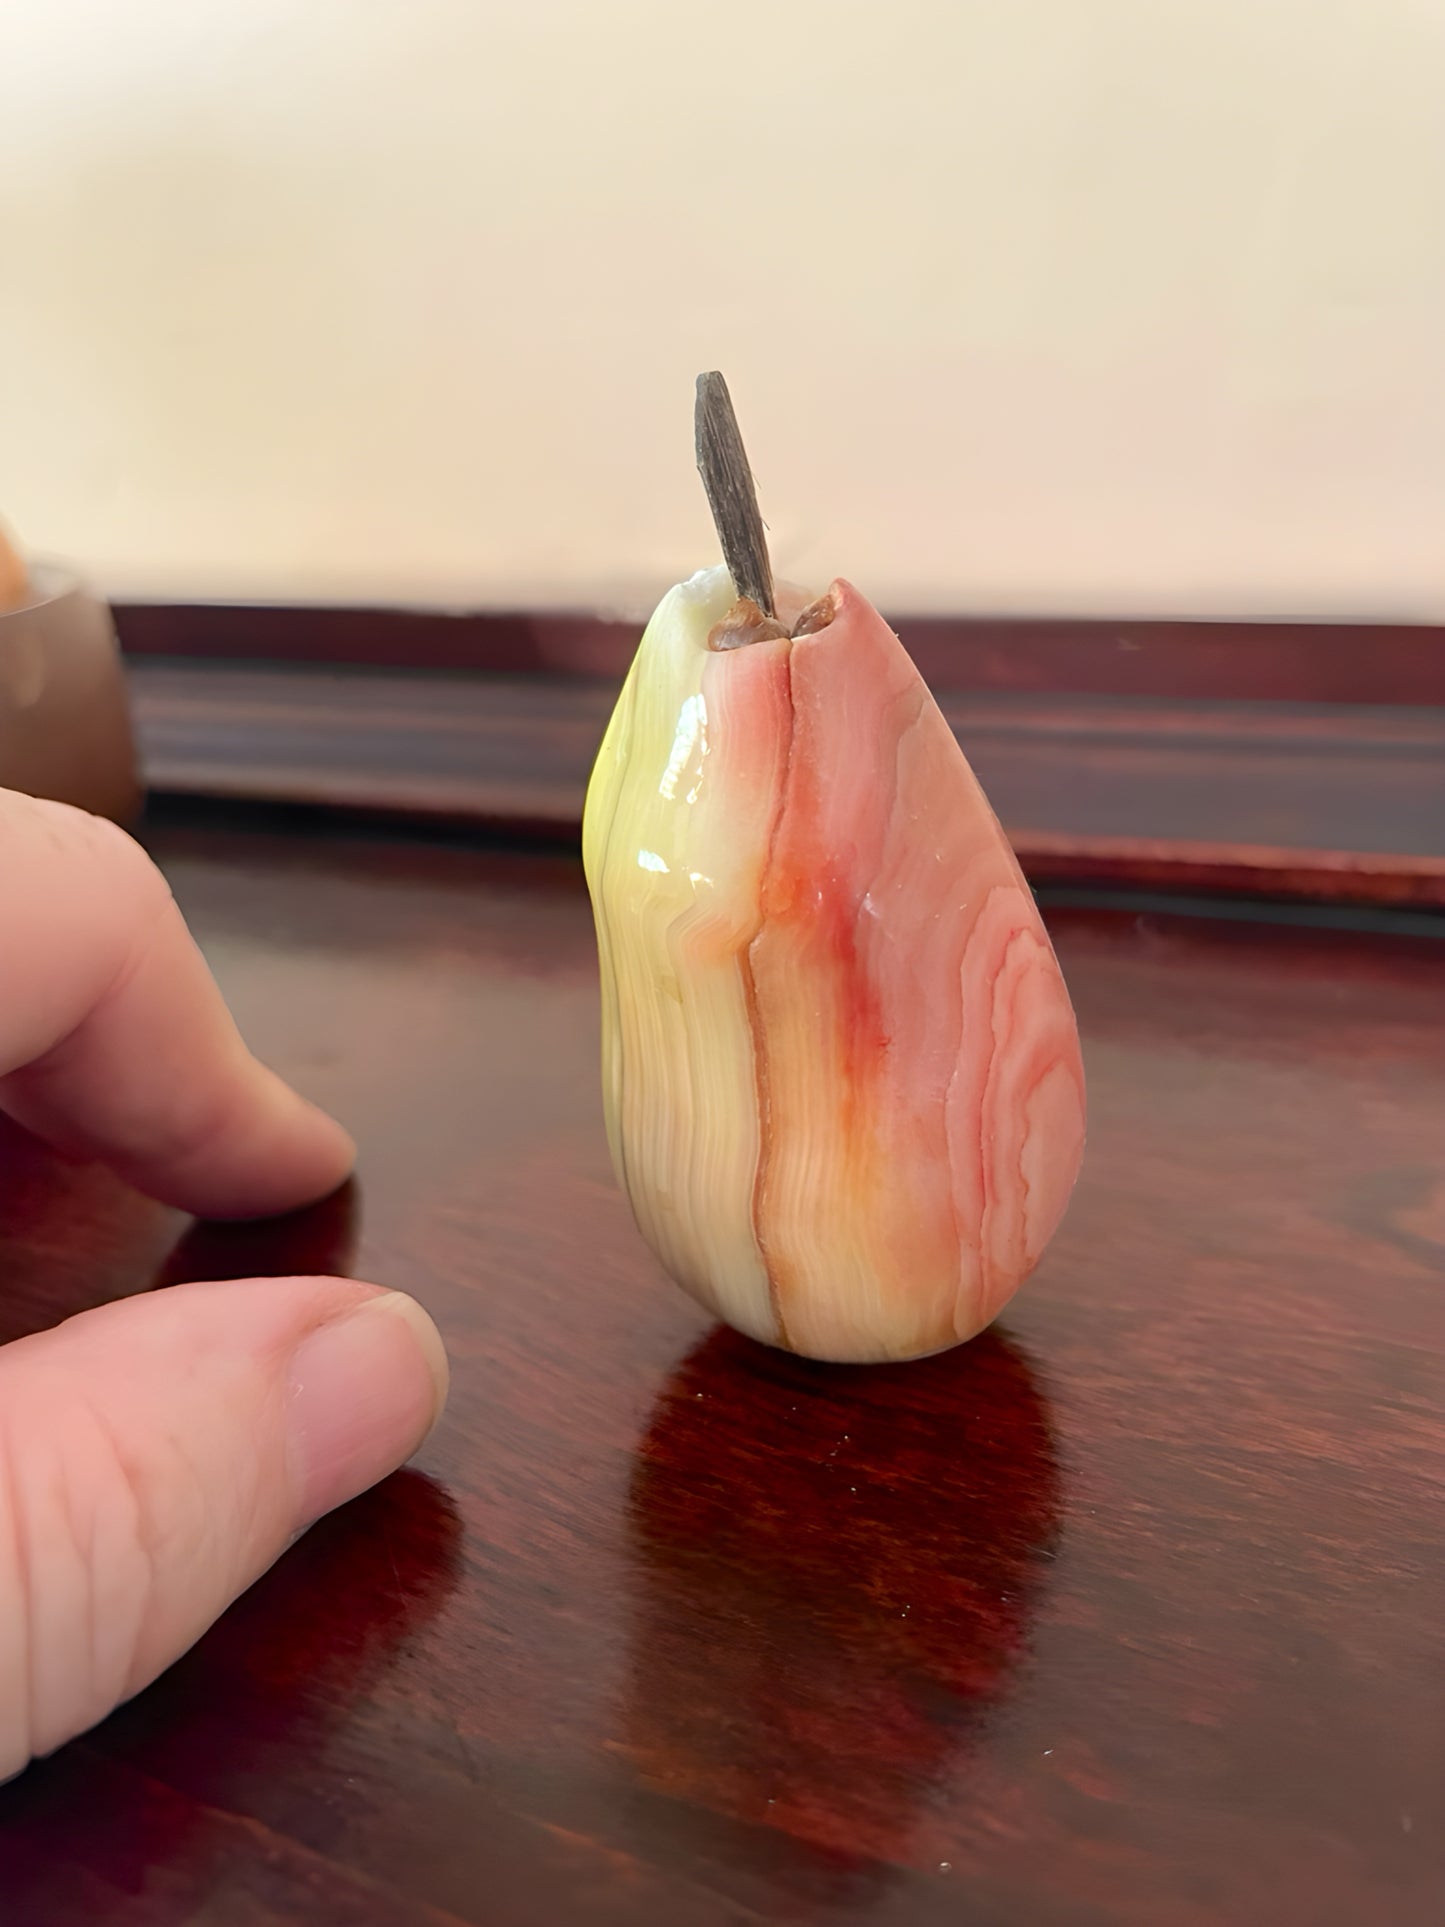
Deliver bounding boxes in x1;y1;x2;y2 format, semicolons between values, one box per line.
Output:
582;377;1084;1362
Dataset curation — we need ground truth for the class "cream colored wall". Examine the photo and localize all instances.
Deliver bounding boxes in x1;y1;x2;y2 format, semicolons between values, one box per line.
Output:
2;0;1443;617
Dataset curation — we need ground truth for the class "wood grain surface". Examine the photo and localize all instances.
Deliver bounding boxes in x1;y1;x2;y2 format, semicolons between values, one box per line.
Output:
0;820;1441;1925
128;661;1445;906
112;601;1445;705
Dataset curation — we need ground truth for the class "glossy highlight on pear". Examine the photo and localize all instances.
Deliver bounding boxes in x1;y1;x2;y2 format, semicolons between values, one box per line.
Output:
583;566;1085;1363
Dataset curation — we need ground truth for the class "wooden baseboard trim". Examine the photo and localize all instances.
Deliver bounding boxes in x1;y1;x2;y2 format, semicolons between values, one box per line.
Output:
126;659;1445;909
113;601;1445;706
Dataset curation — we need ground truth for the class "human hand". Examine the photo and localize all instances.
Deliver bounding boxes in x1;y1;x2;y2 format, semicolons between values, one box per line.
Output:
0;789;448;1779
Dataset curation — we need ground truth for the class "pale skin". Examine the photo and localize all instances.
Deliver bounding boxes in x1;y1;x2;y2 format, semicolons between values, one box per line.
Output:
0;788;450;1779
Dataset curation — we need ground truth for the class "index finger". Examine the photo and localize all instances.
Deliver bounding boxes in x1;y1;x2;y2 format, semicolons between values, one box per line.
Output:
0;790;355;1217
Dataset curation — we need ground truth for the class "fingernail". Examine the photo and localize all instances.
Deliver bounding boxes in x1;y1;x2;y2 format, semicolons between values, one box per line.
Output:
286;1292;449;1526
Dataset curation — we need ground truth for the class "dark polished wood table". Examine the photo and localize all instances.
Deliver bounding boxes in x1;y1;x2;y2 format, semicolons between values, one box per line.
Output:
0;816;1440;1925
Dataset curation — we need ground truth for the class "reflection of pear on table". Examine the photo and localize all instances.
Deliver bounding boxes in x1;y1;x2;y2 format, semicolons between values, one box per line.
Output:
622;1327;1062;1873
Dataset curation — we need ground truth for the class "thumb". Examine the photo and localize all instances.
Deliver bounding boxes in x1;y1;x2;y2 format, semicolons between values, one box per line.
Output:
0;1274;447;1779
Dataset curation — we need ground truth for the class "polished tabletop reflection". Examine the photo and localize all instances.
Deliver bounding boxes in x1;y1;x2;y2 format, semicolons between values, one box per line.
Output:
0;826;1439;1926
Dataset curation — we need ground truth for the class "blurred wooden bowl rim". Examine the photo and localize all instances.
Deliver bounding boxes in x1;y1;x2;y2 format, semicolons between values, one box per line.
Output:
0;563;141;825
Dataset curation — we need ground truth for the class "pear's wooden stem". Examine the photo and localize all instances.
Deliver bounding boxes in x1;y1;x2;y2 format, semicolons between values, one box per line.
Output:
695;372;775;619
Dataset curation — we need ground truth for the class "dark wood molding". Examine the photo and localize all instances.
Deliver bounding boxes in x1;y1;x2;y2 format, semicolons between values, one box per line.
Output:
113;600;1445;704
127;659;1445;909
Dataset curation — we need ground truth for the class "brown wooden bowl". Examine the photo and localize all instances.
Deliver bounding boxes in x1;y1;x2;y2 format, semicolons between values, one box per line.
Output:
0;564;140;824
